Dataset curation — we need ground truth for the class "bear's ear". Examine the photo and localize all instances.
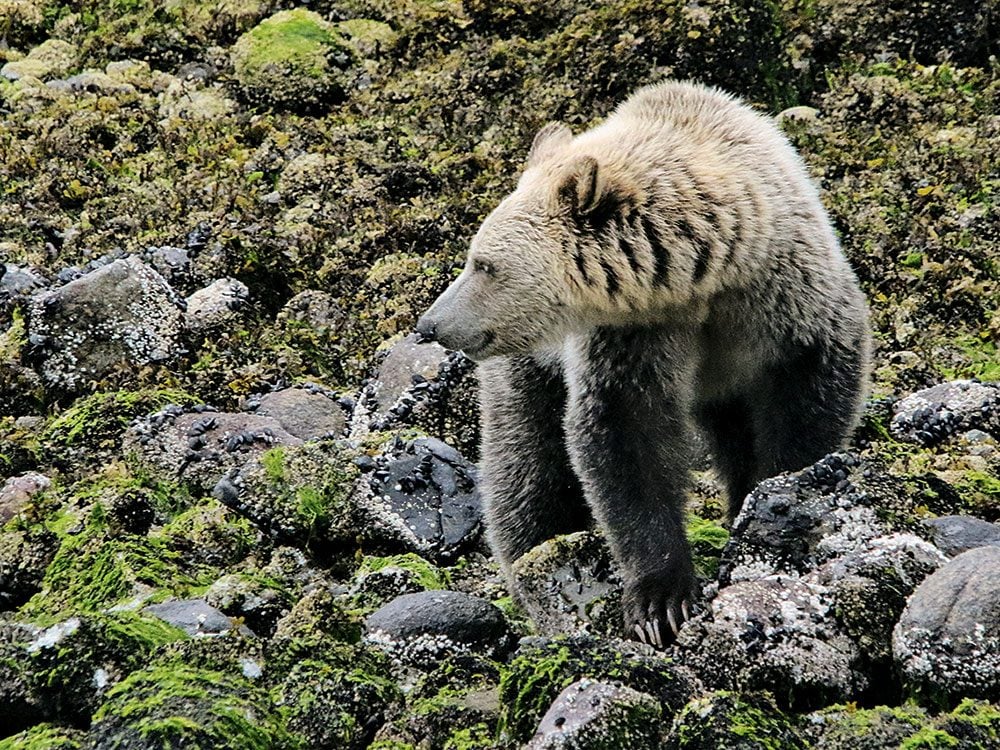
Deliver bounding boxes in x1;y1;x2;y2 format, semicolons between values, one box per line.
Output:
556;155;636;219
527;122;573;168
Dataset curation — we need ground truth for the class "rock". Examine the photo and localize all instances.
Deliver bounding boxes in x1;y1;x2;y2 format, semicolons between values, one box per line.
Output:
511;531;622;639
210;439;360;554
204;574;289;637
27;257;184;392
145;246;192;291
499;635;695;746
184;277;248;334
364;590;511;665
526;678;662;749
0;472;50;525
678;576;865;709
350;552;449;612
0;39;77;81
807;534;945;664
275;653;400;750
720;453;889;584
893;545;1000;700
231;9;356;112
143;599;248;638
891;380;1000;446
158;78;237;121
89;662;297;749
124;405;302;494
354;333;480;456
2;263;46;300
804;703;930;750
60;69;136;94
247;384;348;440
666;690;806;750
924;514;1000;556
0;524;58;610
356;435;482;563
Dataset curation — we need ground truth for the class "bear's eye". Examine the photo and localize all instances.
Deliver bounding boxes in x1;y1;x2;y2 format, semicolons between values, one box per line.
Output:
473;259;496;277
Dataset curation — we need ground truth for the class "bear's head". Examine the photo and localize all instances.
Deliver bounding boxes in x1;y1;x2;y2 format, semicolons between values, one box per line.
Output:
416;122;642;360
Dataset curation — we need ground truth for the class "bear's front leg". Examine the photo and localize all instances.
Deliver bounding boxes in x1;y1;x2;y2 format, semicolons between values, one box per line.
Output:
562;325;699;648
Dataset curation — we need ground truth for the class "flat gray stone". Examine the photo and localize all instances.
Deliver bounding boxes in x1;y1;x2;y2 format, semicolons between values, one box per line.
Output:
251;386;347;439
143;598;249;638
923;514;1000;556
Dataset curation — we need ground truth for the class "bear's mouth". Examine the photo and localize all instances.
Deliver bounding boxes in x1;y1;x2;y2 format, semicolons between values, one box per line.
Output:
462;330;495;360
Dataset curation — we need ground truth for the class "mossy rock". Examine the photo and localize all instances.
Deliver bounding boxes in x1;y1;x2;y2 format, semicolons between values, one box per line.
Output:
89;662;298;749
16;612;185;726
0;723;86;750
498;635;694;745
232;9;356;112
667;690;806;750
274;656;401;750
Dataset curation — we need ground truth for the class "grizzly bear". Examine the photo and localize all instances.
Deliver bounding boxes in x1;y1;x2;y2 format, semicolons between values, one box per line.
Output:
416;81;871;647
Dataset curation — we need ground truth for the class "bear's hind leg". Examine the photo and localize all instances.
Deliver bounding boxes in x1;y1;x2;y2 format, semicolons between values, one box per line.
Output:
696;398;758;521
478;355;590;578
751;337;868;480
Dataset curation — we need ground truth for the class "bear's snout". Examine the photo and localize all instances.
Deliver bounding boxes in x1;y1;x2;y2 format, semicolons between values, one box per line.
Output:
415;316;438;343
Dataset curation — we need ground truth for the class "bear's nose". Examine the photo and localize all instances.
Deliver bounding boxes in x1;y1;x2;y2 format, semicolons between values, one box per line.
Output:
415;317;438;343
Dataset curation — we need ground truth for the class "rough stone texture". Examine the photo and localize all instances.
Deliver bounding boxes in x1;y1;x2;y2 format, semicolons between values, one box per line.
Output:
184;277;248;334
804;704;930;750
0;525;58;610
210;439;359;552
891;380;1000;446
512;531;622;639
893;545;1000;700
527;678;662;749
354;333;480;457
784;0;998;78
204;573;289;637
124;405;303;494
143;599;247;638
666;690;806;749
364;590;511;666
247;384;348;439
678;576;865;710
924;514;1000;556
356;435;482;563
500;635;696;745
720;454;889;584
231;9;356;112
0;472;50;525
26;257;184;392
807;534;945;664
0;39;78;81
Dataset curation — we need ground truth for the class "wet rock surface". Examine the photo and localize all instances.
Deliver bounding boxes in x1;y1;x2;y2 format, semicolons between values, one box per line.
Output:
364;590;511;665
246;383;348;439
125;405;303;494
893;545;1000;700
356;435;483;562
924;514;1000;556
512;531;622;639
143;598;246;638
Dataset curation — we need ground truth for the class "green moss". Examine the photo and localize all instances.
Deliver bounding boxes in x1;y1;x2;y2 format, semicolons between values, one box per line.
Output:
686;515;730;579
442;723;495;749
498;637;690;744
900;728;960;749
261;446;286;481
92;662;298;749
18;503;205;623
0;724;84;750
42;388;196;448
356;553;450;590
673;691;805;750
